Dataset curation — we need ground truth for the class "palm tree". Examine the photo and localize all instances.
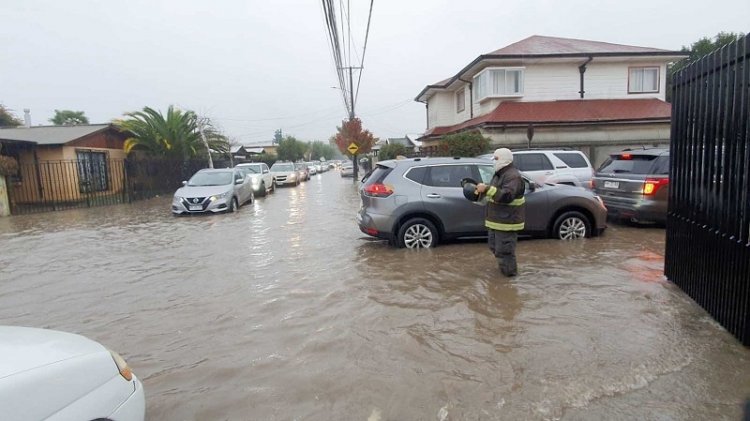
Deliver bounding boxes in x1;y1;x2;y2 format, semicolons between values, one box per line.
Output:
115;106;228;160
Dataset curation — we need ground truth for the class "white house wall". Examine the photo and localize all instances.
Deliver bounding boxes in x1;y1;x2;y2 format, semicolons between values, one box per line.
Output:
427;60;669;129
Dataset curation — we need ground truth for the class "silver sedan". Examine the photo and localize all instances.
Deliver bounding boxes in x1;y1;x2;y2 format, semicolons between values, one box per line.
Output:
172;169;254;214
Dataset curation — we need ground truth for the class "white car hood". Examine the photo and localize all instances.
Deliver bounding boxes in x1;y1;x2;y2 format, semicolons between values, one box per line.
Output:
175;185;232;198
0;326;105;379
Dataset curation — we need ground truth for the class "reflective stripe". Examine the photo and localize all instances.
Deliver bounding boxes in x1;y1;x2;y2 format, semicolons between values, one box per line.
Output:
485;220;525;231
508;197;525;206
486;186;497;198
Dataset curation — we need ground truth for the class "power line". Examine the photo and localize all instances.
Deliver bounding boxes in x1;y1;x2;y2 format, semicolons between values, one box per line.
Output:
354;0;375;107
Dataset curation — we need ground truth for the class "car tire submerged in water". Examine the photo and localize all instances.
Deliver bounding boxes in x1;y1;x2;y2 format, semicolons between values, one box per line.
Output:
258;182;267;197
553;211;590;240
397;218;438;249
228;197;238;213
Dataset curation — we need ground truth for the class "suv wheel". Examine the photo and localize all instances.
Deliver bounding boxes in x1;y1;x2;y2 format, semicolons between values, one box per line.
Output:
553;211;590;240
398;218;438;249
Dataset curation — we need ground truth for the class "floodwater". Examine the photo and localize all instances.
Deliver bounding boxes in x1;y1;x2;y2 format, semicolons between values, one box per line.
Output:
1;170;749;421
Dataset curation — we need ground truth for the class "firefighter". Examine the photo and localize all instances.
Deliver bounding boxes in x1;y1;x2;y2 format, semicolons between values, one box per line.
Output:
475;148;525;276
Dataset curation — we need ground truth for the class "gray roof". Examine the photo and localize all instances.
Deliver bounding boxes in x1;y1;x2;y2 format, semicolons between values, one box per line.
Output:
230;145;246;153
0;124;111;145
387;137;413;147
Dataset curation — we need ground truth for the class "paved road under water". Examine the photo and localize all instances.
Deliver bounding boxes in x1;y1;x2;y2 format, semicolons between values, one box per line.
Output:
1;171;749;420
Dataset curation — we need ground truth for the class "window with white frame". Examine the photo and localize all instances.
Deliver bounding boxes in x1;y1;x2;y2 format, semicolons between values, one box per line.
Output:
629;67;659;93
473;68;524;101
456;88;465;113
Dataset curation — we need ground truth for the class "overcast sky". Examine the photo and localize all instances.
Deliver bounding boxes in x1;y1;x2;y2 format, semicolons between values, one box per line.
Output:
1;0;747;145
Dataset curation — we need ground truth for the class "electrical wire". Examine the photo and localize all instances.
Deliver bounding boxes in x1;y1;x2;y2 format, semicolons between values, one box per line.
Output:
354;0;374;107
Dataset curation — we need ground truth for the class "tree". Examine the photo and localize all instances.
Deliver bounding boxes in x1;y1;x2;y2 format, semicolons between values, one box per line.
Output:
273;129;283;145
50;109;89;125
334;118;376;158
114;106;229;160
439;131;490;157
276;136;307;161
378;143;407;161
0;105;22;127
667;32;745;100
309;140;337;161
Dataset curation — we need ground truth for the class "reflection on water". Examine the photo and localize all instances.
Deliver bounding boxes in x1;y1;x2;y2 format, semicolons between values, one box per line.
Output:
0;173;748;420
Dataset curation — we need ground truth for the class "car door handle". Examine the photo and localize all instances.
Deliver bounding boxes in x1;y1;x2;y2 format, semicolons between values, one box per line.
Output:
426;193;441;199
545;172;554;175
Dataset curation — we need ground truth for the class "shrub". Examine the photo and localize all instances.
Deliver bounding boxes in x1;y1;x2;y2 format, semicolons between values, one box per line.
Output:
438;132;491;157
378;144;407;161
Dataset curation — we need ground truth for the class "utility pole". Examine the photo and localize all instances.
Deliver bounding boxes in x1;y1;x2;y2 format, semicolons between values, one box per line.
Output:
341;66;362;181
197;118;214;169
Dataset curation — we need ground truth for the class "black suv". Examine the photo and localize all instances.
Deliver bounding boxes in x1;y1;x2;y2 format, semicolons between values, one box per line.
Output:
592;148;669;224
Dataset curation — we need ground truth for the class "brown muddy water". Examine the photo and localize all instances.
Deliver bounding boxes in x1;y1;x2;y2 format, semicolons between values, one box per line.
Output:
1;171;749;420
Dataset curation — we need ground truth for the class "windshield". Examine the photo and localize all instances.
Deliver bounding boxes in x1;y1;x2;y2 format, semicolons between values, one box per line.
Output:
237;165;259;174
188;172;234;186
271;163;295;172
294;163;305;170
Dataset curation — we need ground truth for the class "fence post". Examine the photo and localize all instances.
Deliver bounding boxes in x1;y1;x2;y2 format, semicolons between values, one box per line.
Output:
0;175;10;217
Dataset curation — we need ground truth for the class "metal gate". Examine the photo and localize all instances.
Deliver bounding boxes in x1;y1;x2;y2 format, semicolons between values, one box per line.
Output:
665;34;750;345
6;158;212;215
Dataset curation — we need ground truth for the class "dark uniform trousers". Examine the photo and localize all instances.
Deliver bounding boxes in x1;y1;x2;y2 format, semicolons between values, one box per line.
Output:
488;229;518;276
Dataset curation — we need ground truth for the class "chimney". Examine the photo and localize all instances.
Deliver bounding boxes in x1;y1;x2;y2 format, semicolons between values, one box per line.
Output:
23;109;31;128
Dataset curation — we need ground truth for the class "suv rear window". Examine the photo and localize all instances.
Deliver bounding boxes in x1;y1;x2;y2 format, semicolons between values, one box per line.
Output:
362;165;393;186
514;153;553;171
597;154;661;174
554;152;589;168
404;166;427;184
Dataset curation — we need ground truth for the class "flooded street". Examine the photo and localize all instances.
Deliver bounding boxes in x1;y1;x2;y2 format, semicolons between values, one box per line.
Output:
1;171;749;420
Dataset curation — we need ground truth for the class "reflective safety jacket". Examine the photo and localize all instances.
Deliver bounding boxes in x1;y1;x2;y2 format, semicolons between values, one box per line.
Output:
484;164;525;231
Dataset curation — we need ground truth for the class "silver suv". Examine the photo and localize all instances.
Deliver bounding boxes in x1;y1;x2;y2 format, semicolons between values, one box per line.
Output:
357;157;607;248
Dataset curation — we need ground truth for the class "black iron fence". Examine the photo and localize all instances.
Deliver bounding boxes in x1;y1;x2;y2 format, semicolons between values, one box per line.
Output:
6;158;223;215
665;34;750;345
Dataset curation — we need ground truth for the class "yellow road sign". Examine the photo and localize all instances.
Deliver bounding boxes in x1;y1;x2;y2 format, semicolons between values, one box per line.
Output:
347;143;359;155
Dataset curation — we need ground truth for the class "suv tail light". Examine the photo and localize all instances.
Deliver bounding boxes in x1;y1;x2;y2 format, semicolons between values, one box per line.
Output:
643;178;669;195
363;183;394;198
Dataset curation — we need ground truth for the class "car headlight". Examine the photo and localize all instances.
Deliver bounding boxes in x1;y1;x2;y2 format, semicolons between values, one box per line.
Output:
109;350;133;381
251;177;261;185
173;196;183;201
209;192;229;201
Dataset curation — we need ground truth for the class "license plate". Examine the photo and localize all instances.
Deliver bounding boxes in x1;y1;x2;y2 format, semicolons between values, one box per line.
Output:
604;181;619;189
189;205;203;211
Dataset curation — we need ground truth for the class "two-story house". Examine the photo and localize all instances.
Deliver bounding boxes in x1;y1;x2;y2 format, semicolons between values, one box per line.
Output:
415;35;688;166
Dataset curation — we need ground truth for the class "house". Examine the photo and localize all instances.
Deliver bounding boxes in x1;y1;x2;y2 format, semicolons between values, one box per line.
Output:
230;145;248;160
373;136;421;155
241;144;278;156
0;124;128;206
415;35;688;166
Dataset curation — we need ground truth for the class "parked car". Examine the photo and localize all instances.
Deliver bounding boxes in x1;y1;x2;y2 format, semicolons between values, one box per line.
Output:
357;157;607;248
235;163;274;196
592;148;669;224
0;326;145;421
270;162;300;186
305;162;318;175
341;163;354;177
172;168;254;214
294;162;311;181
480;149;595;188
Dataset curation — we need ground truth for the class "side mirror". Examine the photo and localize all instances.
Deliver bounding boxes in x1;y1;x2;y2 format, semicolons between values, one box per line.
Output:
528;181;538;192
182;181;187;186
235;178;243;185
263;170;269;174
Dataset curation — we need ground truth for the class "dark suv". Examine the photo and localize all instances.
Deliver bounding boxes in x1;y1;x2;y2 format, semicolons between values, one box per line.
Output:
357;157;607;248
592;148;669;224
